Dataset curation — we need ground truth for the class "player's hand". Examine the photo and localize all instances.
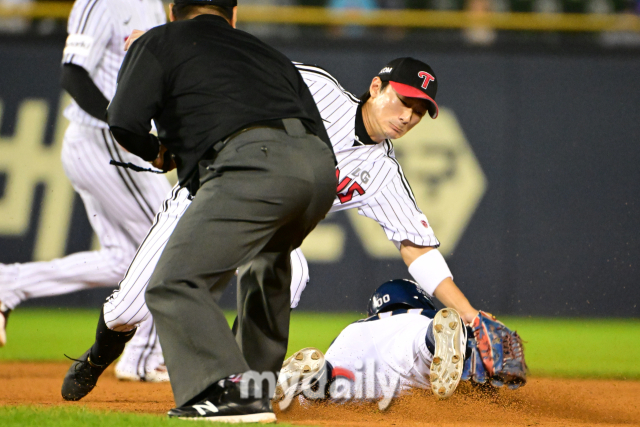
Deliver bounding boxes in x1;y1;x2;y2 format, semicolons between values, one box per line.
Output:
124;30;145;51
152;144;177;172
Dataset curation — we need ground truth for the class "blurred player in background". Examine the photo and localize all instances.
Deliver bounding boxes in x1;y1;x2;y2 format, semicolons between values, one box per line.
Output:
0;0;172;383
275;279;526;406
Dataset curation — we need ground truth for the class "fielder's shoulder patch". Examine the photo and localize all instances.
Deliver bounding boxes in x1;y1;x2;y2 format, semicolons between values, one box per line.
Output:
64;34;95;58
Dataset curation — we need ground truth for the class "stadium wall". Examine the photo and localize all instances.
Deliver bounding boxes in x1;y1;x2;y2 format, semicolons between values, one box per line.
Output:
0;36;638;316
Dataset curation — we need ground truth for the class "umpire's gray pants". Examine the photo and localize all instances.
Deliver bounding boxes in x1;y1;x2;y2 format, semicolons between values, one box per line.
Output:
145;123;336;407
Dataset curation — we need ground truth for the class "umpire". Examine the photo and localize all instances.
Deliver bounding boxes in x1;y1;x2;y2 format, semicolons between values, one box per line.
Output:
106;0;336;422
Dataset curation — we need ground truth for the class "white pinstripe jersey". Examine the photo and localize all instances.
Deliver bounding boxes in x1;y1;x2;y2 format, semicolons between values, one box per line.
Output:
297;64;440;248
62;0;166;128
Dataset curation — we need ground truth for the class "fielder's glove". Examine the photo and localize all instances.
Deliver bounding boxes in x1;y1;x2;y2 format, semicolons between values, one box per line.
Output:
461;311;527;389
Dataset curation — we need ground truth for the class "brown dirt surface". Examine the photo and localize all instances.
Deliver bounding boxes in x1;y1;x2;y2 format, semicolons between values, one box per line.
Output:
1;362;639;426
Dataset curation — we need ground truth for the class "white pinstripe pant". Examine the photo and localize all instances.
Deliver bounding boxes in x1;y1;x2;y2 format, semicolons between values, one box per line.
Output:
103;184;311;332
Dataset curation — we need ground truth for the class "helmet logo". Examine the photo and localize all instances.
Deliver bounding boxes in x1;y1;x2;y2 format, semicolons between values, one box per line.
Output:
373;294;391;308
418;71;435;90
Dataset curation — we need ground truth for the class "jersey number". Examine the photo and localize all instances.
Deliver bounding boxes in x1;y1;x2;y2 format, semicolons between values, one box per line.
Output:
336;169;365;204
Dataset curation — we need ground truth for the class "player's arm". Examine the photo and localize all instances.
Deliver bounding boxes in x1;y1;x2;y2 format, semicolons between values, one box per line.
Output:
61;0;112;120
400;241;478;324
60;64;109;122
107;35;164;162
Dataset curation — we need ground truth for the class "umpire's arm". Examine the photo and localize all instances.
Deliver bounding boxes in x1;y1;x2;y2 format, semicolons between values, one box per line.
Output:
107;35;164;162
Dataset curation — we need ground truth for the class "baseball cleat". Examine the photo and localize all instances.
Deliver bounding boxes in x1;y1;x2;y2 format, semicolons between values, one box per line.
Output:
275;347;326;401
115;363;170;383
429;308;465;399
0;302;10;347
61;349;109;401
168;378;276;423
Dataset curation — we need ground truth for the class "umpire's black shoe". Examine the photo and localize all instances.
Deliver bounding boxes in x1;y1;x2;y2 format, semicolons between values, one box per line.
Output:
168;378;276;423
61;349;109;401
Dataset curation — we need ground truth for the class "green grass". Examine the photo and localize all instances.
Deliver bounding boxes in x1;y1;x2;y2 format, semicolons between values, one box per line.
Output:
2;309;640;379
0;406;298;427
0;308;361;362
0;308;104;361
500;316;640;379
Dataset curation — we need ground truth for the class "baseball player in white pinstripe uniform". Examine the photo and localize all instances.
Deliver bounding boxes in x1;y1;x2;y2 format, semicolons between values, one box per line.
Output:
61;56;480;402
0;0;172;382
295;59;479;326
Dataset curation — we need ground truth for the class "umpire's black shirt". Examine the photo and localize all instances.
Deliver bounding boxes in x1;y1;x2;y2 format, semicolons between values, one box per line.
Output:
107;14;333;189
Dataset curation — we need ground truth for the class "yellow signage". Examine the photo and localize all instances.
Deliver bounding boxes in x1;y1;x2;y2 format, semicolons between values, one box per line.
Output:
0;95;75;261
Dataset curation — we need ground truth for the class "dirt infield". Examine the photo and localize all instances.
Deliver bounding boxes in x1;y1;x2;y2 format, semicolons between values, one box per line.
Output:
1;362;639;426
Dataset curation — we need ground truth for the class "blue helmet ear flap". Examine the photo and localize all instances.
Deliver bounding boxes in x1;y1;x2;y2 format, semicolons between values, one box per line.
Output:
367;279;436;316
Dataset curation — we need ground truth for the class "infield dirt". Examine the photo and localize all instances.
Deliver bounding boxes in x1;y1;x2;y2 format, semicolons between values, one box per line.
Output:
1;362;639;426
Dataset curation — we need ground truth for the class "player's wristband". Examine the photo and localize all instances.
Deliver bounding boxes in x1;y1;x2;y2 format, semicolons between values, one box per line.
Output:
408;249;452;296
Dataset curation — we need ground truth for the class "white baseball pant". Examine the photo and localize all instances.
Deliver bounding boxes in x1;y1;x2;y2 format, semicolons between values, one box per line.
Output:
102;184;310;332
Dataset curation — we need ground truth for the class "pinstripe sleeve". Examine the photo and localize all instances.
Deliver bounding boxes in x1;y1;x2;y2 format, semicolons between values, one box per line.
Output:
357;173;440;249
296;63;360;152
62;0;112;73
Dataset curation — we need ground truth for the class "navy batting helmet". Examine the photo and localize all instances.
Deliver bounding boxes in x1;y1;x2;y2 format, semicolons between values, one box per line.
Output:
367;279;436;317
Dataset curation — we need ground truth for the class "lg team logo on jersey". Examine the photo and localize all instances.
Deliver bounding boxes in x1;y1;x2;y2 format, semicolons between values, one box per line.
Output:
418;71;435;90
351;168;370;184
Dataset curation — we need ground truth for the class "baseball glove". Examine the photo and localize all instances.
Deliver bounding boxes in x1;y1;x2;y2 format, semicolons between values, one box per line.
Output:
462;311;527;389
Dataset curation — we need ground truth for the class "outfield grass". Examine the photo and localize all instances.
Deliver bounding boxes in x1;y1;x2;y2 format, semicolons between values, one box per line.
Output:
2;309;640;379
501;316;640;379
0;308;361;362
0;406;298;427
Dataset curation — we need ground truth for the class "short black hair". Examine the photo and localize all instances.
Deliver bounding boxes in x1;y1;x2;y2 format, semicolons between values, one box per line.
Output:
172;4;234;22
359;80;389;103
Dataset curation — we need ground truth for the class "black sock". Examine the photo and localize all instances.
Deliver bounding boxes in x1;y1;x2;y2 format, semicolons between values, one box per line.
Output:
89;309;136;367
